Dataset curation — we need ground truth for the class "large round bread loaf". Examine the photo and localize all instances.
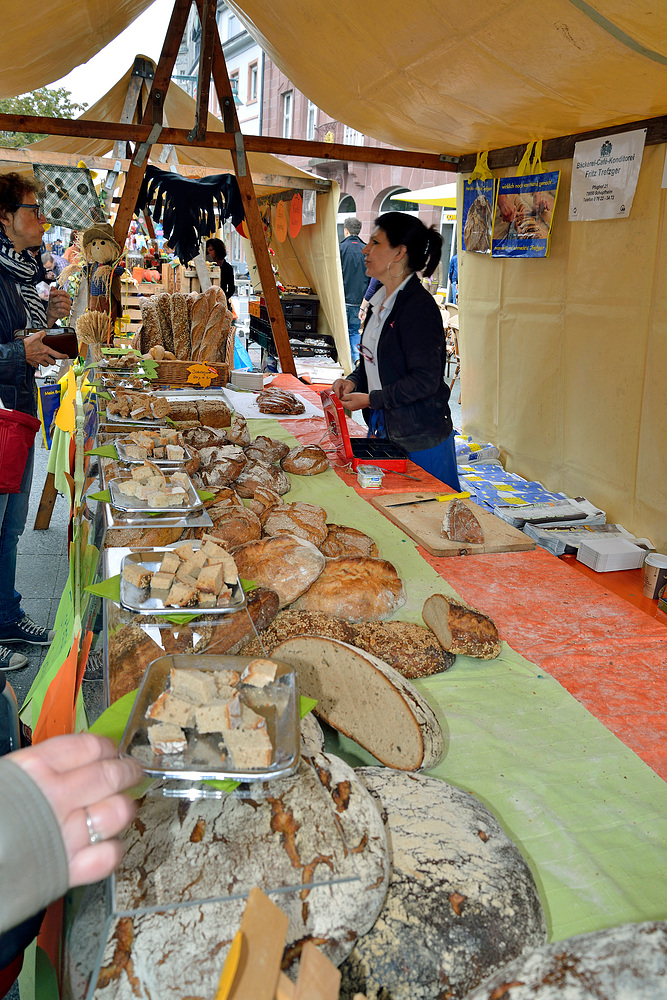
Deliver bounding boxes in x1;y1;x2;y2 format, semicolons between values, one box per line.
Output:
261;501;329;546
233;535;325;607
423;594;501;659
280;444;329;475
293;556;405;621
271;636;444;770
239;611;453;679
225;413;250;446
464;921;667;1000
319;524;379;558
234;460;291;497
206;505;261;548
75;752;389;999
183;426;227;450
339;768;547;1000
243;435;290;464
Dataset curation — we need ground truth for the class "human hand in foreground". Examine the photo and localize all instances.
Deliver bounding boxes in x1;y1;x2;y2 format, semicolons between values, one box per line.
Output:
10;733;143;888
337;389;370;412
46;286;72;327
332;378;356;399
23;330;68;368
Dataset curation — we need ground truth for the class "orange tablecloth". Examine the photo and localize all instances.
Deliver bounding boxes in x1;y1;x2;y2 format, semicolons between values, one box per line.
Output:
269;376;667;781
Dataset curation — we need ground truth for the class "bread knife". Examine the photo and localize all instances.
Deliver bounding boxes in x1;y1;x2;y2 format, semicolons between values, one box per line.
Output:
384;491;471;508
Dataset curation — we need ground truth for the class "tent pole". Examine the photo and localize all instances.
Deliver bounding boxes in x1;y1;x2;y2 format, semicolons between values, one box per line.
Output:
196;0;297;376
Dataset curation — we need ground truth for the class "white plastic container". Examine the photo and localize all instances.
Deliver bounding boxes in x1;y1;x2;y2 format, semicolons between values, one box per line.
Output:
357;464;384;489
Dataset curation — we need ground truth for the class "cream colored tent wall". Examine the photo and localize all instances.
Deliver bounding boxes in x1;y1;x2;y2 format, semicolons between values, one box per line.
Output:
460;144;667;549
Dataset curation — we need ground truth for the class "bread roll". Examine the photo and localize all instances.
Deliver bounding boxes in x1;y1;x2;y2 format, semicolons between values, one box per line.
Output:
442;498;485;545
422;593;501;659
243;436;290;464
233;535;325;608
271;636;443;770
261;501;328;547
293;556;405;622
320;524;379;558
280;444;329;476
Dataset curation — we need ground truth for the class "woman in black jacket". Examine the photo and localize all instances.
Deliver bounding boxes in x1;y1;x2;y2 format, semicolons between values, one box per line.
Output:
205;238;236;301
333;212;460;490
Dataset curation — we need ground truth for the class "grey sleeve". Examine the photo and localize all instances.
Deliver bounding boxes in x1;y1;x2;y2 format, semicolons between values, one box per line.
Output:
0;758;69;934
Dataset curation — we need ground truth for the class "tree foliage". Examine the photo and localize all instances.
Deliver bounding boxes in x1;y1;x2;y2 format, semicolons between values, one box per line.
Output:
0;87;88;147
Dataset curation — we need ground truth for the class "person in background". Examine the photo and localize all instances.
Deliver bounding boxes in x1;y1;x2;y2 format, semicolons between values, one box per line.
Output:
51;238;64;257
358;276;382;327
205;238;235;301
62;232;78;264
448;252;458;303
333;212;460;490
0;172;70;670
41;253;65;281
339;217;367;364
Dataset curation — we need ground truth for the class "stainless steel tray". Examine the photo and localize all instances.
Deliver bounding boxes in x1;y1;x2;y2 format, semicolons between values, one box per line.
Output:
119;654;300;782
108;474;202;515
105;408;168;427
116;439;193;466
119;549;246;616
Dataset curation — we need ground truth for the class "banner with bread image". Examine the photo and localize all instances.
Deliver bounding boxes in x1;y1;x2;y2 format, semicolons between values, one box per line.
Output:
491;140;560;259
462;151;495;254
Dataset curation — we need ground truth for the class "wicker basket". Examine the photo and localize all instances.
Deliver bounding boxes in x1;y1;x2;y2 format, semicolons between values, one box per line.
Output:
154;360;230;388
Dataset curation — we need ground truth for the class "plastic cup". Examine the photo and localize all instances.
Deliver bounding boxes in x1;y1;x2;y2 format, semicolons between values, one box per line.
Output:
642;552;667;599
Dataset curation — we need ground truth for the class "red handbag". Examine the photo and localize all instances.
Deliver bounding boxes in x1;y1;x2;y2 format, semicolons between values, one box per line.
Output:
0;408;41;493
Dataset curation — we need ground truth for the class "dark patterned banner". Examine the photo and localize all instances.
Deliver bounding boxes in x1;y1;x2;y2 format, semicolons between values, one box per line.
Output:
34;163;105;230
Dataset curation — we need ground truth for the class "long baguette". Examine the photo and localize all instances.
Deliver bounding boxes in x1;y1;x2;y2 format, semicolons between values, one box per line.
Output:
271;636;444;770
189;293;210;359
196;300;226;362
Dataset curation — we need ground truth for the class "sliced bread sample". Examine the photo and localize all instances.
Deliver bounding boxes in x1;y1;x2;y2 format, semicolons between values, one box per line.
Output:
423;593;501;659
292;556;405;622
442;497;485;544
271;636;443;770
339;768;547;1000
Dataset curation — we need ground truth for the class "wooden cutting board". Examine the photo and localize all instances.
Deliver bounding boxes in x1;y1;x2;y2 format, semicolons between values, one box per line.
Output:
370;492;535;557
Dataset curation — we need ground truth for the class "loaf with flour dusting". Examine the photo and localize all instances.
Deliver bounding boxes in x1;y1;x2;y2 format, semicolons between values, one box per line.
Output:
293;555;405;621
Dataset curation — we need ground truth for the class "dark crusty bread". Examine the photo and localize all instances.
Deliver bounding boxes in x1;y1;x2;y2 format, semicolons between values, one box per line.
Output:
233;534;325;607
234;460;291;497
271;636;443;770
293;556;405;622
244;436;290;464
422;593;501;659
319;524;379;558
206;505;261;548
196;399;231;429
442;498;485;545
261;501;328;547
239;610;453;679
280;444;329;475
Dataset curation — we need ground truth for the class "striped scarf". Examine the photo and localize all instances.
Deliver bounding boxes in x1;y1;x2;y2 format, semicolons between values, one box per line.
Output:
0;229;47;342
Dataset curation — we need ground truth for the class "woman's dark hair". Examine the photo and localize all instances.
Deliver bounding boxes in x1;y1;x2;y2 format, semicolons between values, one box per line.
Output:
206;237;227;260
0;171;40;218
375;212;443;278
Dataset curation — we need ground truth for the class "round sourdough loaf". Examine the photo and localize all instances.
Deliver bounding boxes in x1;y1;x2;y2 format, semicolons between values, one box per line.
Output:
280;444;329;475
464;921;667;1000
270;636;444;770
206;505;261;548
244;435;290;464
261;501;329;546
82;751;390;999
319;524;379;558
339;769;547;1000
233;534;325;607
234;460;291;497
293;556;405;621
225;413;250;446
183;426;228;450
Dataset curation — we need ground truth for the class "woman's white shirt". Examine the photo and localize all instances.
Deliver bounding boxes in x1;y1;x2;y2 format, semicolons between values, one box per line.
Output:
360;274;411;393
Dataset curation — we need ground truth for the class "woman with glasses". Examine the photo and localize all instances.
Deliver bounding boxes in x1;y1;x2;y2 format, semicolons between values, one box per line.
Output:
333;212;460;490
0;172;70;671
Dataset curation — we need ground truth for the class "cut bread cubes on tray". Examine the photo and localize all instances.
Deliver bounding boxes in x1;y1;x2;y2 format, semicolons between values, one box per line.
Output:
115;463;192;508
122;536;238;608
145;662;274;767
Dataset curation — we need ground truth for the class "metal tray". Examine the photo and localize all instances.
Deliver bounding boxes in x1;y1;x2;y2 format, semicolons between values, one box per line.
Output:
108;474;202;514
105;407;168;427
116;439;193;466
119;654;300;782
119;549;246;616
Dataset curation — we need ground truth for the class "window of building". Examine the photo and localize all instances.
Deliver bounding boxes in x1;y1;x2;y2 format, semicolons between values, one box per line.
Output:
307;100;318;141
248;61;258;104
227;13;240;39
337;194;356;240
230;70;240;103
282;92;293;138
343;125;365;146
380;188;419;214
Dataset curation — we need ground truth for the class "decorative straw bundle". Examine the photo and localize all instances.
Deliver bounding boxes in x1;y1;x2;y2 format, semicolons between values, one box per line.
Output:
76;310;111;361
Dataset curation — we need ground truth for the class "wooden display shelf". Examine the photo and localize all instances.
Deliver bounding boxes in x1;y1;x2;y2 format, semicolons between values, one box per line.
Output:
120;280;164;334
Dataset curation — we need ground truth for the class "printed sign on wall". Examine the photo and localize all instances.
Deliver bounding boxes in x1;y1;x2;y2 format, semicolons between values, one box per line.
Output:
569;129;646;221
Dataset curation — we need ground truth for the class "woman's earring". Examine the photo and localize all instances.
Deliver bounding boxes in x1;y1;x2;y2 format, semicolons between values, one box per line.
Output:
387;260;407;278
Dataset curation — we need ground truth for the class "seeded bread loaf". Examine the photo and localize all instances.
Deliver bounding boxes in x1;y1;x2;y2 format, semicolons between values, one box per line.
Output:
320;524;379;558
271;636;443;770
442;498;485;545
169;292;191;359
261;501;329;547
422;594;501;659
233;535;325;608
293;556;405;622
280;444;329;475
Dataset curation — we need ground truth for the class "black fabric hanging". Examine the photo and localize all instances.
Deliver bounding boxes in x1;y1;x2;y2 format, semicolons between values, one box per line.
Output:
135;165;245;265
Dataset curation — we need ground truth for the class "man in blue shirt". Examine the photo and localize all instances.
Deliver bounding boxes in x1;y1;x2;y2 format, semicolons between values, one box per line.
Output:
339;217;367;363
